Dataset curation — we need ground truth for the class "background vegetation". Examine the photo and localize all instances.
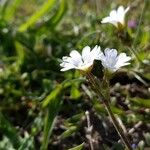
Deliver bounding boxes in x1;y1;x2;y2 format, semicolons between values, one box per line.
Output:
0;0;150;149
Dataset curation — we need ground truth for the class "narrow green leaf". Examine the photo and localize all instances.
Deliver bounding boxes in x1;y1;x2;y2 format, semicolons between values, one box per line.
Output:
41;79;84;150
43;78;84;107
47;0;67;28
34;0;67;32
71;85;81;99
94;102;124;115
0;113;21;149
60;126;78;139
41;84;63;150
18;136;34;150
138;140;145;150
15;41;25;70
66;113;84;124
42;84;63;107
130;98;150;108
16;32;36;50
144;133;150;146
3;0;22;21
68;143;84;150
18;0;56;32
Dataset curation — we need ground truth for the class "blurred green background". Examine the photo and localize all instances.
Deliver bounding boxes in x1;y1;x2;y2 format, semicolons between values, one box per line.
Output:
0;0;150;149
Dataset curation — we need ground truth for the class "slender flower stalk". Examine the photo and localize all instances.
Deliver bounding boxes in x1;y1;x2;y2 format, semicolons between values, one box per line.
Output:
60;46;132;149
86;73;132;150
103;99;132;150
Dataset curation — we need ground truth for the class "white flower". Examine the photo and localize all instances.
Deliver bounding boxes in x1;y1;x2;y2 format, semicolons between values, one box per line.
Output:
60;45;102;72
100;48;131;72
101;5;130;29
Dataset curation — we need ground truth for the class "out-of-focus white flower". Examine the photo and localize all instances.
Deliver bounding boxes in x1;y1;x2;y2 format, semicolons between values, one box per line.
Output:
60;45;102;72
100;48;131;72
101;5;130;29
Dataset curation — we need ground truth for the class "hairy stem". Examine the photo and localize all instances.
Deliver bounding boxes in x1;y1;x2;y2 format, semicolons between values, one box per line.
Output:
102;100;132;150
86;72;132;150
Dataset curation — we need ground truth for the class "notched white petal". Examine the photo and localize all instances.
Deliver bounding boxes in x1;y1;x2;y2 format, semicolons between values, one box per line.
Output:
70;50;81;59
82;46;91;62
61;67;73;71
101;5;129;28
82;46;91;57
125;7;130;13
91;45;102;60
60;45;102;72
101;17;111;23
110;10;117;18
100;48;131;72
117;6;124;14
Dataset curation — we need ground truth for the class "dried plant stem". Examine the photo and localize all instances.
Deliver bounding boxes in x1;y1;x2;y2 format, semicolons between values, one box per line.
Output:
128;121;143;135
85;111;94;150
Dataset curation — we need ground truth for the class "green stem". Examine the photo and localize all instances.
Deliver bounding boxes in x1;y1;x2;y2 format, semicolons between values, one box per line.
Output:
86;73;132;150
102;100;132;150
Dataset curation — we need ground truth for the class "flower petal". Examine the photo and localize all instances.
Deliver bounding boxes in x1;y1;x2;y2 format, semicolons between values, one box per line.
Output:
62;56;72;63
115;53;131;68
69;50;82;66
60;45;104;72
117;6;124;15
60;62;76;71
110;10;117;18
70;50;81;60
60;66;74;71
90;45;102;60
101;5;129;28
81;46;92;63
101;17;111;23
125;6;130;14
100;48;131;72
104;48;117;59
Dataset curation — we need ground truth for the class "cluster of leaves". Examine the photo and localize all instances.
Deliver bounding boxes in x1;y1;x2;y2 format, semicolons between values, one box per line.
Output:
0;0;150;149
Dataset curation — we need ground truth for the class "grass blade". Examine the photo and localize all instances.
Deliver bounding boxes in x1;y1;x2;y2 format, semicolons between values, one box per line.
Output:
18;0;56;32
68;143;84;150
40;84;63;150
15;41;25;71
18;136;34;150
47;0;67;28
130;98;150;108
2;0;22;21
0;113;21;149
